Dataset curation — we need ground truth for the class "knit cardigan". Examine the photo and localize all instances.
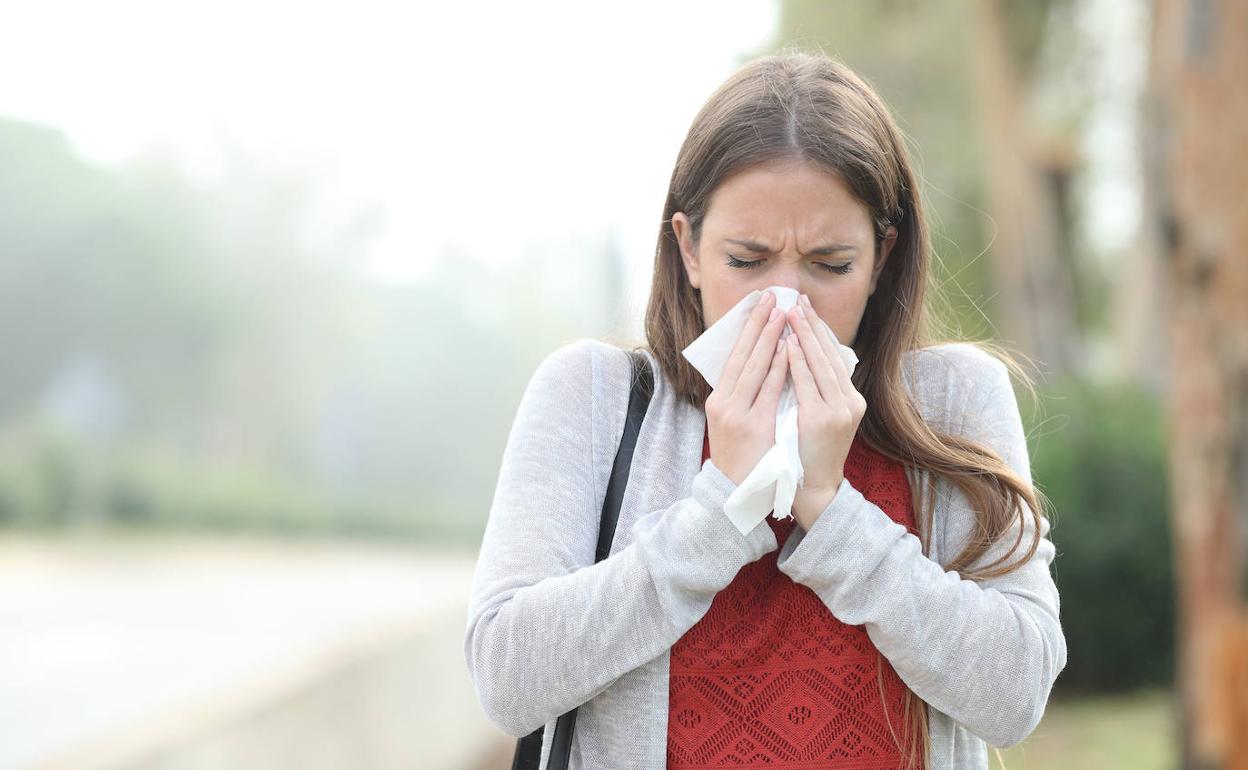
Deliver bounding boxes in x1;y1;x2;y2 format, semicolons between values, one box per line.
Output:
464;339;1066;770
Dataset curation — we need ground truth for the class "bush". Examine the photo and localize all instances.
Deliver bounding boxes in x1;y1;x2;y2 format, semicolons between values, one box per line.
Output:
1022;375;1175;693
0;420;466;544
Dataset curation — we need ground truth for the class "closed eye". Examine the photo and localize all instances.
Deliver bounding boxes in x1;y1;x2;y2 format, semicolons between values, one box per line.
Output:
726;255;852;275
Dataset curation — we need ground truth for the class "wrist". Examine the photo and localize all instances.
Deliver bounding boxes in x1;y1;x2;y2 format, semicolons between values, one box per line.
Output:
793;477;844;527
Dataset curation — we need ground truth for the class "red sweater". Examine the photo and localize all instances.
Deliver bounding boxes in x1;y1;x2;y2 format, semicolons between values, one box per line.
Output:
667;426;922;769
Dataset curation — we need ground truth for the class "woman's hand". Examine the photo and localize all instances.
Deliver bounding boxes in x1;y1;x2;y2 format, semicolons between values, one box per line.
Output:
705;291;791;486
785;293;867;531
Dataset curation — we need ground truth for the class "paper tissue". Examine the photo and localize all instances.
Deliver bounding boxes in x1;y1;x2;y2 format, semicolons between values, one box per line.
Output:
682;286;859;535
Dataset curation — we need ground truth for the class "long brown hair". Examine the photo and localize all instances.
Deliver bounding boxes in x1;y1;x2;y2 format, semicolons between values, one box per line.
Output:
635;47;1053;770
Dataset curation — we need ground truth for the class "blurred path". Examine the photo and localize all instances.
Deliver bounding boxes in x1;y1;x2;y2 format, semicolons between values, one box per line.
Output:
0;532;507;770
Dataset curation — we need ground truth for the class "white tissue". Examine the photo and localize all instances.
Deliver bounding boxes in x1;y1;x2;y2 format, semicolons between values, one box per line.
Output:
682;286;859;535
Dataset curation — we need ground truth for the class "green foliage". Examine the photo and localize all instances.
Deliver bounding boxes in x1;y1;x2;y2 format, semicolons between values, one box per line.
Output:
1022;376;1175;693
0;115;579;548
0;419;482;546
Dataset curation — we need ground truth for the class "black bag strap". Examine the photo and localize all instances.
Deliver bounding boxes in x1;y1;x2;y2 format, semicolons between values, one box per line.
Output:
511;349;654;770
596;350;654;562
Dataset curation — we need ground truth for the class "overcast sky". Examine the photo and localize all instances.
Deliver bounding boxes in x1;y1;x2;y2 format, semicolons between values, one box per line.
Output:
0;0;1146;337
0;0;779;291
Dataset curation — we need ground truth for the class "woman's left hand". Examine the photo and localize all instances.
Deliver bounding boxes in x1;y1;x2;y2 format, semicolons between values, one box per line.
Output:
785;293;867;531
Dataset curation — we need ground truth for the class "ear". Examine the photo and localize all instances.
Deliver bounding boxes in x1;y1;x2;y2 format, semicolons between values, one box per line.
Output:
671;212;701;289
869;225;898;296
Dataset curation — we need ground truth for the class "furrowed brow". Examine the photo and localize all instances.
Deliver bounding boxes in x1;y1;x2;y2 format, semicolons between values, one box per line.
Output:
726;238;858;256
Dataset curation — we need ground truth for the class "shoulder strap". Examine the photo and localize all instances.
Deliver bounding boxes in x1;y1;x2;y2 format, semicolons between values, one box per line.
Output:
513;349;655;770
596;349;654;561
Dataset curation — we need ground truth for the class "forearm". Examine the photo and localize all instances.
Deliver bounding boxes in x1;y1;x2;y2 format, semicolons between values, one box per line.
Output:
777;477;1064;748
464;458;776;736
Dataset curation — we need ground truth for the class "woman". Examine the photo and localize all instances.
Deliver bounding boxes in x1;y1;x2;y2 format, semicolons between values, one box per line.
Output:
465;49;1066;770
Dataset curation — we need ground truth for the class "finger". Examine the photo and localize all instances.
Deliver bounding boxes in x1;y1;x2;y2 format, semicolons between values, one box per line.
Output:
716;290;772;392
786;331;825;409
733;302;789;405
751;335;790;416
801;295;855;398
786;303;842;403
801;302;838;370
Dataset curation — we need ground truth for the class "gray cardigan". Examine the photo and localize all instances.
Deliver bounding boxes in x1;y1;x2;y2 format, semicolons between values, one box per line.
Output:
465;339;1066;769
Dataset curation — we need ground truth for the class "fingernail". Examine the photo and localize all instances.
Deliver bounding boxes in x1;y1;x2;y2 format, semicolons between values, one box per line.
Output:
801;293;811;307
795;304;805;319
769;308;780;322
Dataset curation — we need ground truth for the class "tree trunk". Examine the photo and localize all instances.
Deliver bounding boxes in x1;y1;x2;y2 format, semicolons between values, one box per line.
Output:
970;0;1083;377
1147;0;1248;767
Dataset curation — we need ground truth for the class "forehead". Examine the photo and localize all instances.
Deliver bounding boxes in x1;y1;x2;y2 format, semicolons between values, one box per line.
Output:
703;160;870;237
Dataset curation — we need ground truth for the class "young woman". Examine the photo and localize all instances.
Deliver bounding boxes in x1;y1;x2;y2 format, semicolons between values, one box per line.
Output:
465;49;1066;770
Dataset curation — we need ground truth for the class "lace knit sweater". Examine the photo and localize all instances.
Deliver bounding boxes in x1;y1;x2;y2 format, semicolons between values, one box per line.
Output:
666;425;921;769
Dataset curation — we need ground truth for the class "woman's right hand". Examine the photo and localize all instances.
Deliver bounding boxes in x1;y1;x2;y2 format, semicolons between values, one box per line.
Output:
704;291;790;486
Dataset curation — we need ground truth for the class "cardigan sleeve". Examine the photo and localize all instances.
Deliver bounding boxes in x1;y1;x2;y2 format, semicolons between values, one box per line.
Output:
463;341;777;737
774;348;1067;749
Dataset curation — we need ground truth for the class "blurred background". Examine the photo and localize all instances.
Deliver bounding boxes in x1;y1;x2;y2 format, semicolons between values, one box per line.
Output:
2;0;1245;768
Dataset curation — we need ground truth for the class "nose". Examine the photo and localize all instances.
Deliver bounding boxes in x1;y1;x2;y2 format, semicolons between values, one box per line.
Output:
764;268;810;308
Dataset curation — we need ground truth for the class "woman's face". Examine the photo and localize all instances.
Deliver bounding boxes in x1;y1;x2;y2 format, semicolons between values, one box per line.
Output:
673;158;897;347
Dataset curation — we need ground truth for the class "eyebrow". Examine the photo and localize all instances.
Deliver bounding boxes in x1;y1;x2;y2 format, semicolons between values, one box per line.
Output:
725;238;859;257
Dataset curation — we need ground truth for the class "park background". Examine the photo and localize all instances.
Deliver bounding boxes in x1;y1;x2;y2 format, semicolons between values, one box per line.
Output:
1;0;1243;768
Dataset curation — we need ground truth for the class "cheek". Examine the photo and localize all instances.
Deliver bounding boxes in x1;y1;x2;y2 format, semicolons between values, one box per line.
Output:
811;293;866;334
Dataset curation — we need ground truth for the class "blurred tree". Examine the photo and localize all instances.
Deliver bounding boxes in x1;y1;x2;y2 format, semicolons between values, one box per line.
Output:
764;0;1090;376
0;117;380;523
1146;0;1248;766
0;118;232;438
970;0;1084;375
0;111;619;542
